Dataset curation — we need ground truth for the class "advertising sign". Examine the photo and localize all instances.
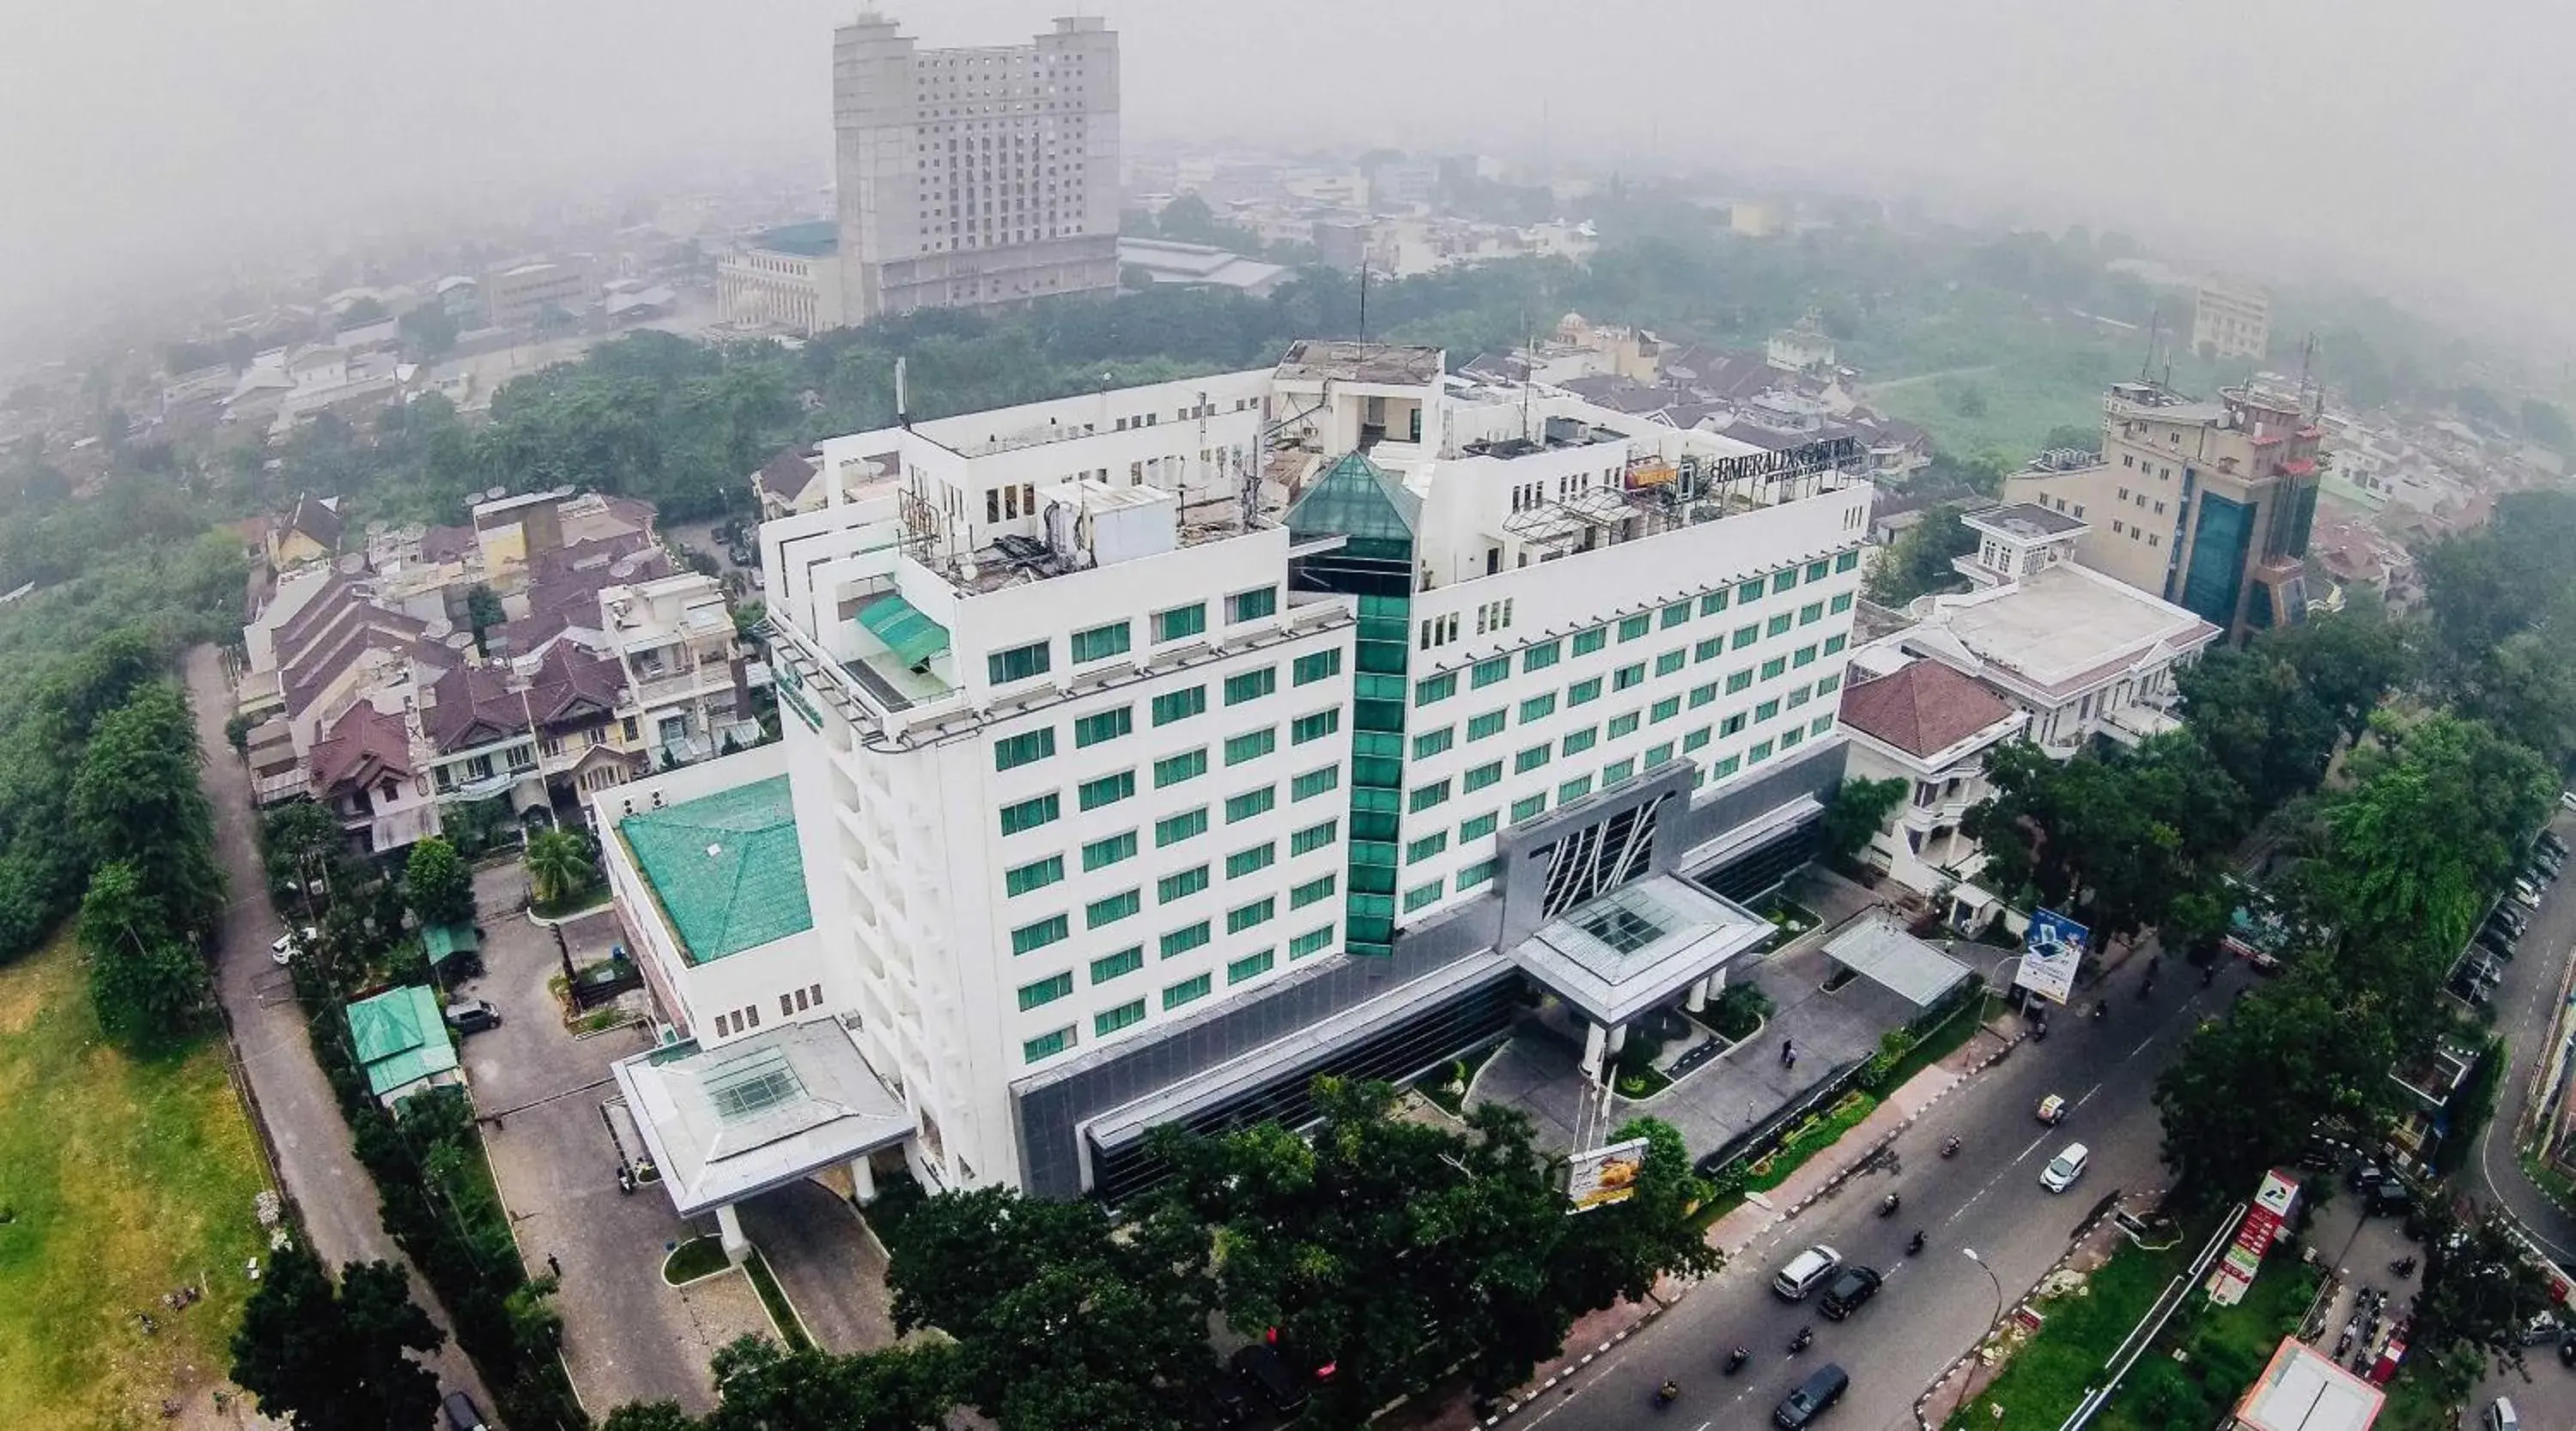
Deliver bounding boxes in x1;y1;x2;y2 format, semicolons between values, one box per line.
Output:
2207;1167;2300;1306
1565;1137;1651;1213
2014;908;2089;1005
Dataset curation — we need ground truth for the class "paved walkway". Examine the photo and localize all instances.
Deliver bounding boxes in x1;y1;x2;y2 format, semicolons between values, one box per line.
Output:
182;647;489;1408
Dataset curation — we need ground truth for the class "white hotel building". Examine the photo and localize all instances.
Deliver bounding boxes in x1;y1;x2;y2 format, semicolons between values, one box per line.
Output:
604;342;1872;1248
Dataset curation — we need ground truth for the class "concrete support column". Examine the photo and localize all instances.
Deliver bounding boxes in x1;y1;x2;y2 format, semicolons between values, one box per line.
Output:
715;1203;749;1264
849;1154;878;1205
1580;1020;1608;1081
1685;975;1712;1014
1606;1023;1629;1055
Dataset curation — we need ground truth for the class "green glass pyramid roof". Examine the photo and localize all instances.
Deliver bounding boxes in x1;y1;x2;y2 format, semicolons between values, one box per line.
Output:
1287;452;1419;545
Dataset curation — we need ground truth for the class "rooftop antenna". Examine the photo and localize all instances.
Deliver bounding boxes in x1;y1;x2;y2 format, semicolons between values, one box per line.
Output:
1520;310;1535;441
2138;301;2161;383
1356;261;1370;346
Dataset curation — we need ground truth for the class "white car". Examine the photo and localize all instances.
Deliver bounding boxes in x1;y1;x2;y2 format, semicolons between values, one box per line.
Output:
2040;1142;2090;1193
270;926;317;965
1771;1244;1844;1300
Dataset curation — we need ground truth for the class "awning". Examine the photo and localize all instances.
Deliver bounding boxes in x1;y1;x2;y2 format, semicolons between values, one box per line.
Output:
1823;915;1971;1008
858;593;951;669
423;923;482;966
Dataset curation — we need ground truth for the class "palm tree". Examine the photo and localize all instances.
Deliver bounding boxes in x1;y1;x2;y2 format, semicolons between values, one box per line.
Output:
525;829;597;909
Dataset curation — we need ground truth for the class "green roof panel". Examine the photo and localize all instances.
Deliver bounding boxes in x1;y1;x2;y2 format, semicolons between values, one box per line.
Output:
1287;451;1420;550
344;985;459;1099
858;593;951;669
618;776;815;964
423;923;482;965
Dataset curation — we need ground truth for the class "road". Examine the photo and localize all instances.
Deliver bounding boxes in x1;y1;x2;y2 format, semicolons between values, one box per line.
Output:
183;647;491;1407
2472;811;2576;1260
1547;962;2246;1431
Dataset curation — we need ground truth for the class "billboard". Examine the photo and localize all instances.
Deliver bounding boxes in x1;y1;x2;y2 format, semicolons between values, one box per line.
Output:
2014;908;2089;1005
1566;1137;1651;1212
2208;1167;2300;1306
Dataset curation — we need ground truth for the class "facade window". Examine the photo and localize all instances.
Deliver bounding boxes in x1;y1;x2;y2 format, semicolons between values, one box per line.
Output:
1153;748;1206;788
1413;725;1455;758
1291;874;1338;909
1227;949;1276;984
1515;743;1552;774
1074;706;1133;747
1289;926;1336;959
1291;764;1340;801
1082;831;1138;871
1163;973;1212;1008
1226;843;1277;880
1402;880;1445;912
1510;792;1549;823
1771;571;1797;595
1094;998;1145;1034
1227;586;1279;623
1023;1026;1074;1063
1824;634;1849;655
1650;696;1681;723
1561;726;1599;755
1793;644;1818;668
1224;667;1277;705
1090;947;1144;984
1608;712;1641;739
1836;551;1860;572
1799;602;1824;625
1155;807;1209;848
1224;728;1278;765
1617;613;1652;642
993;728;1056;771
1463;759;1504;791
1292;649;1341;685
1689;682;1718;709
1710;753;1741;778
1757;698;1782;722
1644;741;1676;768
999;793;1060;836
1571;625;1608;655
1700;589;1731;617
1459;812;1498;842
1467;708;1510;740
1727;668;1755;694
1225;898;1275;934
1415;672;1458;705
1749;739;1775;764
1732;624;1759;650
1085;889;1141;929
1151;686;1206;726
1766;614;1793;637
1018;971;1074;1011
1830;593;1853;613
1010;914;1070;956
1069;620;1131;663
1520;693;1557;722
1817;673;1844;696
1291;709;1341;745
1157;866;1211;904
1408;778;1452;813
1558;774;1595;804
1406;831;1449;864
1737;579;1766;604
1613;663;1645;691
1761;656;1787;680
1655;651;1686;678
1078;770;1136;811
1603;758;1637;787
1812;714;1837;736
1457;859;1498;890
1471;656;1511;689
1661;600;1692;629
1522;640;1562;672
1290;819;1340;856
1806;559;1831;582
1152;602;1206;642
1225;786;1276;822
1694;637;1723;663
1004;855;1064;897
1683;728;1712;752
988;641;1051;685
1567;678;1605;708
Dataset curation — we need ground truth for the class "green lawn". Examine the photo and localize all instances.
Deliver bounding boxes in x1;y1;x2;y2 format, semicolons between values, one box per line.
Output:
1948;1239;2184;1430
662;1236;731;1286
743;1248;813;1352
0;934;274;1428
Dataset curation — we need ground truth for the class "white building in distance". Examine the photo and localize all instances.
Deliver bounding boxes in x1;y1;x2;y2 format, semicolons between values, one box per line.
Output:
603;340;1878;1246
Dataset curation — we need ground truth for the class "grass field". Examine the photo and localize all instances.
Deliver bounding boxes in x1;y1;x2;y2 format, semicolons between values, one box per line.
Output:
0;934;274;1428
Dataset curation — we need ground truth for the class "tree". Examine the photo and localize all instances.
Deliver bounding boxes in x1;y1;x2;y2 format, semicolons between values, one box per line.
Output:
71;682;224;938
229;1242;447;1431
2313;713;2553;964
337;297;390;328
404;837;476;929
464;584;504;657
884;1186;1208;1431
2413;1204;2556;1375
2177;645;2340;816
524;828;598;908
398;305;460;362
2154;963;2399;1196
82;859;210;1047
2520;398;2573;454
1120;264;1157;292
1865;508;1978;606
1819;776;1907;868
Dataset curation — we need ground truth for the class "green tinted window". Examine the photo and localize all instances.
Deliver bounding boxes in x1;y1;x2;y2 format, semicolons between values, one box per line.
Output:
1515;743;1552;774
1225;843;1276;880
1291;709;1341;745
1074;705;1133;747
1402;880;1445;912
1558;775;1593;804
1005;856;1064;897
1794;644;1818;668
1757;699;1781;721
1291;874;1337;909
1737;579;1765;604
988;641;1051;685
1694;637;1723;663
1224;728;1278;766
1163;973;1212;1008
1731;624;1759;649
1290;819;1339;856
1070;621;1131;663
1291;764;1340;801
1608;712;1641;739
1094;998;1145;1034
1225;898;1275;935
1079;771;1137;810
1655;649;1686;676
1225;786;1276;823
1408;779;1452;813
1699;589;1730;616
1023;1027;1072;1063
1009;915;1069;955
1651;696;1681;723
1831;592;1853;614
1522;641;1561;672
1603;758;1636;787
1662;600;1692;629
1085;889;1141;929
1568;678;1603;706
1413;725;1455;758
999;794;1059;837
1806;559;1831;582
1091;947;1143;983
1155;807;1207;848
1154;748;1206;788
1228;586;1278;623
1293;649;1342;685
1644;742;1675;768
1083;831;1138;871
1613;663;1645;691
1520;693;1557;722
1157;866;1210;903
1510;793;1548;823
1406;831;1449;864
1468;709;1510;739
1290;926;1335;959
1153;603;1206;642
1825;634;1849;655
1459;812;1498;841
1562;725;1599;755
1457;859;1498;890
1462;760;1504;791
1224;667;1277;705
1766;614;1793;637
1761;656;1787;680
1799;601;1824;626
1572;625;1608;655
1689;682;1718;709
1771;571;1797;595
1618;614;1652;642
994;728;1056;771
1416;671;1458;705
1471;656;1510;688
1836;550;1861;572
1228;949;1276;984
1151;686;1206;726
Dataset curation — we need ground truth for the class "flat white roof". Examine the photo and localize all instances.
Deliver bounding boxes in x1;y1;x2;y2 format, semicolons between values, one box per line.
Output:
2233;1339;2383;1431
1932;565;2215;694
611;1019;909;1218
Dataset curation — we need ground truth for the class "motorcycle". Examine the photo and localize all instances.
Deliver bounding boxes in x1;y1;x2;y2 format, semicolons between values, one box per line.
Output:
1879;1191;1902;1217
1907;1229;1927;1256
2092;1002;2107;1024
1723;1348;1750;1377
1788;1326;1814;1355
2390;1256;2418;1278
1941;1134;1962;1159
1655;1380;1680;1409
2032;1019;2050;1041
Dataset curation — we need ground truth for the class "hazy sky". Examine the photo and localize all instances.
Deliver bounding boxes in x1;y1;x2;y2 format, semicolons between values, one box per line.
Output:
5;1;2571;350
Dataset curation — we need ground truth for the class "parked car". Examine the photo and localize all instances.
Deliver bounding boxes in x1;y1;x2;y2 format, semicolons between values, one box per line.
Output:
2368;1180;2418;1219
270;926;317;965
2512;881;2542;910
1771;1363;1850;1429
1772;1245;1844;1300
443;999;501;1035
442;1391;490;1431
1230;1343;1308;1416
2539;831;2567;859
2040;1143;2090;1193
1819;1265;1882;1321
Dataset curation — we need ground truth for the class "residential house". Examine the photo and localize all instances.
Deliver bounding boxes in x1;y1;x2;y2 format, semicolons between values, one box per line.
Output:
1837;659;2026;925
265;495;344;570
752;446;829;520
599;572;750;766
345;985;461;1107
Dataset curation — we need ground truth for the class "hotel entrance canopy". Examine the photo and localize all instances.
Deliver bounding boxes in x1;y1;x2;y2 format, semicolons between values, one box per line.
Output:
1510;874;1774;1028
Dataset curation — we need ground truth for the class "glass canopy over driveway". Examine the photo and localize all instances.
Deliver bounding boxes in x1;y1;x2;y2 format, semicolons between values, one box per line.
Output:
1511;874;1775;1036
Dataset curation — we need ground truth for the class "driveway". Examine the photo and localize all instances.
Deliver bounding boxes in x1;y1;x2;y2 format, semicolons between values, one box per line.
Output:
182;647;489;1406
737;1179;899;1355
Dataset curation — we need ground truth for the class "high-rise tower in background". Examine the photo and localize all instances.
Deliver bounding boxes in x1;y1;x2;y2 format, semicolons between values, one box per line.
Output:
832;12;1121;324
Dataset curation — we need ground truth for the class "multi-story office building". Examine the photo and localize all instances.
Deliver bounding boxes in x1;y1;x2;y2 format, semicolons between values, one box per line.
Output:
481;258;598;330
717;222;847;335
2002;381;2324;640
605;342;1874;1249
830;12;1121;323
2191;278;2270;362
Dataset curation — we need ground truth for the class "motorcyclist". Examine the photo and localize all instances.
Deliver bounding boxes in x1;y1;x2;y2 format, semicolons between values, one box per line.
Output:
1789;1325;1814;1353
1908;1228;1927;1254
1880;1190;1901;1215
1941;1133;1961;1157
1658;1379;1680;1404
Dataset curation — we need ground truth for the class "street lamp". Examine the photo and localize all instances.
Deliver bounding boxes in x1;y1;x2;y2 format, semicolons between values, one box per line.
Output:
1959;1248;2007;1417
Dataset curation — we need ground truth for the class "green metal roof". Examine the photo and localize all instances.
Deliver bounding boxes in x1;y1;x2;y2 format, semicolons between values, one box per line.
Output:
617;776;814;964
345;985;459;1099
756;221;841;258
1286;451;1420;547
858;592;951;670
423;923;481;965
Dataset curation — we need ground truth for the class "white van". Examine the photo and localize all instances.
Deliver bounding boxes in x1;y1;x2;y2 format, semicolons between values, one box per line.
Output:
2482;1395;2519;1431
2041;1142;2090;1193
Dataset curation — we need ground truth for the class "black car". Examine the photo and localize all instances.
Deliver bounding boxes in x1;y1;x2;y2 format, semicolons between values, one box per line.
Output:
2541;832;2568;859
2368;1180;2418;1218
1200;1379;1251;1428
442;1391;490;1431
1819;1265;1882;1320
1231;1344;1308;1416
1772;1363;1850;1428
2476;926;2518;958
